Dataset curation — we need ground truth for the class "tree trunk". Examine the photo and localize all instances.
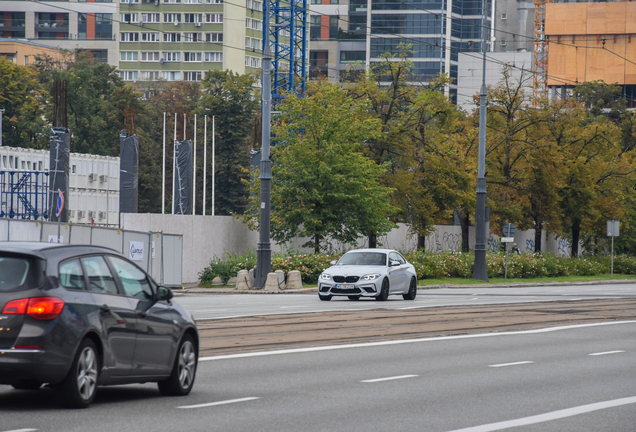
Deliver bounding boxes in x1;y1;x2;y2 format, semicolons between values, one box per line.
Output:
368;234;377;249
571;221;580;257
460;213;470;252
314;234;320;254
534;222;542;254
417;234;425;250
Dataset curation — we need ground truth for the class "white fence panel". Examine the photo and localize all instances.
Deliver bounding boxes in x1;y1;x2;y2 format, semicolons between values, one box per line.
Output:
162;234;183;287
9;220;41;241
41;222;70;243
123;231;151;273
91;227;124;253
69;225;92;244
0;220;8;241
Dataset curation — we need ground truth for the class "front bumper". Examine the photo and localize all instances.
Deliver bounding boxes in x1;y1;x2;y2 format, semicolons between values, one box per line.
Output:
318;281;380;297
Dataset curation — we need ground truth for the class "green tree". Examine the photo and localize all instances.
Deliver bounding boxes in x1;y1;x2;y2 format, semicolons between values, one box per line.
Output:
198;70;259;215
243;81;396;253
0;58;48;148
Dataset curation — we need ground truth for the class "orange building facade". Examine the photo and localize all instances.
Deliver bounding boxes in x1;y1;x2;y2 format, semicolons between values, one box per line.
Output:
545;1;636;90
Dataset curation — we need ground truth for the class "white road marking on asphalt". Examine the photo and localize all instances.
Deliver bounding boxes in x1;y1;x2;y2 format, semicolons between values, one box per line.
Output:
177;397;260;409
445;395;636;432
488;361;533;368
3;429;38;432
361;375;418;383
279;306;308;309
589;350;625;356
198;320;636;361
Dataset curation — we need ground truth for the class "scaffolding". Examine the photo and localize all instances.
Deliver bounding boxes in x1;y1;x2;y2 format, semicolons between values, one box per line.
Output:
265;0;308;105
533;0;551;106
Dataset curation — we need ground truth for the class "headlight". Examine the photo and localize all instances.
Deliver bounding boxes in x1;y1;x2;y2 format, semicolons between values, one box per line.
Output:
320;273;331;280
362;273;381;280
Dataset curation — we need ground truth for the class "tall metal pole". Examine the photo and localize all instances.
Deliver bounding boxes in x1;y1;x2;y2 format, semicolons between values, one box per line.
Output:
212;115;215;216
203;115;207;216
0;109;4;146
255;6;273;289
472;0;489;281
172;113;177;214
162;112;166;214
193;114;197;216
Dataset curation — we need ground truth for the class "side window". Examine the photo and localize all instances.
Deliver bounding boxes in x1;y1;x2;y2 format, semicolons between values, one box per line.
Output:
59;259;86;290
396;253;407;265
82;256;119;295
108;256;153;300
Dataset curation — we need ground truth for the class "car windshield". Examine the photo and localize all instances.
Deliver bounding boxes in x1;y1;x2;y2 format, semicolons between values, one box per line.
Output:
338;252;386;266
0;256;35;291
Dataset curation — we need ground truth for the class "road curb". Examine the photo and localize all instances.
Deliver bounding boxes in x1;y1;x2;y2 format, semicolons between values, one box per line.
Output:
172;279;635;295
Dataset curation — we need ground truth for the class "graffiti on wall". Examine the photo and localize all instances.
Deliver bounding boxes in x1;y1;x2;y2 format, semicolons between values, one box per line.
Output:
425;231;461;253
525;239;535;253
487;236;500;253
557;238;571;257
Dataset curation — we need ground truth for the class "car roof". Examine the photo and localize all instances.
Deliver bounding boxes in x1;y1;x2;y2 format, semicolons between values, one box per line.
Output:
0;242;119;259
343;249;394;254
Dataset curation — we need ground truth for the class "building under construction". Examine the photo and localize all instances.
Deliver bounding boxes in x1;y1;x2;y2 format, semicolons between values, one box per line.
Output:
542;0;636;106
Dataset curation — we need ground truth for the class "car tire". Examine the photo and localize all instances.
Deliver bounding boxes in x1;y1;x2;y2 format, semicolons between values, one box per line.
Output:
58;338;99;409
158;333;197;396
376;278;389;301
319;294;332;301
11;380;43;390
403;277;417;300
347;295;360;301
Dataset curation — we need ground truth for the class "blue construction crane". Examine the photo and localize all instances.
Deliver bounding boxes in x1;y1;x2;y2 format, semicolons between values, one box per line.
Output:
263;0;308;105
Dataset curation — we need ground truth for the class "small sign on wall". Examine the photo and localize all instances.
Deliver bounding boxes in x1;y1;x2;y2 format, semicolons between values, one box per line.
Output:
129;241;144;261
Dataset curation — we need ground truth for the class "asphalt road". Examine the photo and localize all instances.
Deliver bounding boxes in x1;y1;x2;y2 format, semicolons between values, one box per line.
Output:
1;321;635;431
176;282;636;320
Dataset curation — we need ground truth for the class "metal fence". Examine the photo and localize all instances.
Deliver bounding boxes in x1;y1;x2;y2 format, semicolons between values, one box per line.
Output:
0;171;49;220
0;219;183;287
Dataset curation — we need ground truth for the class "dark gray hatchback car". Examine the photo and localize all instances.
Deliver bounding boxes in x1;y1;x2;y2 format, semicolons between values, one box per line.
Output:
0;242;198;408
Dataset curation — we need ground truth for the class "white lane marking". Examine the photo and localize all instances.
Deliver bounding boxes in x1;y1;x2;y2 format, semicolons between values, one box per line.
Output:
199;320;636;361
446;395;636;432
361;375;418;383
489;361;533;368
589;350;625;356
178;397;260;409
3;429;39;432
279;306;308;309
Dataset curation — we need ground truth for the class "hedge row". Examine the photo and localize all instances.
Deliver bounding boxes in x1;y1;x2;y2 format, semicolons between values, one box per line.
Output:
198;250;636;284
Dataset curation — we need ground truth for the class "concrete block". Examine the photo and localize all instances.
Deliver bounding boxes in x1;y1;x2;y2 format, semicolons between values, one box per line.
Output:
211;276;224;286
236;270;250;290
264;272;280;291
248;267;255;288
274;270;286;289
227;276;237;286
287;270;303;289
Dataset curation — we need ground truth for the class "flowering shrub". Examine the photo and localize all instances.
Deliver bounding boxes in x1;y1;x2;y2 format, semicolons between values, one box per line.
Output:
199;250;636;284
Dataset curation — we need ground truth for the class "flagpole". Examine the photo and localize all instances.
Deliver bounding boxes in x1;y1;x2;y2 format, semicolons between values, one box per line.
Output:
162;112;166;215
203;115;207;216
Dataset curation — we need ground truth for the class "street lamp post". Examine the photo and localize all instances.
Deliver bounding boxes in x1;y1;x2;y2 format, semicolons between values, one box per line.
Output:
472;0;489;281
255;4;273;289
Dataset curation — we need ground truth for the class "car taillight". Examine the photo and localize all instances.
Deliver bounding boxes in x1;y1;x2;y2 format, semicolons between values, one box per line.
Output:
2;298;29;314
2;297;64;321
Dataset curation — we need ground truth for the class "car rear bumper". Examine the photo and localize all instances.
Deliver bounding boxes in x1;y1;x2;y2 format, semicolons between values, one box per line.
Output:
0;348;70;385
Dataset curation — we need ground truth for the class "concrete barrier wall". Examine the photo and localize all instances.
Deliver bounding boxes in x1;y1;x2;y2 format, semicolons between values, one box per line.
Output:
120;214;576;284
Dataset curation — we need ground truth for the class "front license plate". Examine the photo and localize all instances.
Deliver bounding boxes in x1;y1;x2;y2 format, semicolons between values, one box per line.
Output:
336;284;355;289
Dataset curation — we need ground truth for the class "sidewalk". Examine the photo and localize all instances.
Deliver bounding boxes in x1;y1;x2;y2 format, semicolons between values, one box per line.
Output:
172;278;636;295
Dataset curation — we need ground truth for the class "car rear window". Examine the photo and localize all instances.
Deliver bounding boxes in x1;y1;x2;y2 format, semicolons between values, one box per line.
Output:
0;255;42;292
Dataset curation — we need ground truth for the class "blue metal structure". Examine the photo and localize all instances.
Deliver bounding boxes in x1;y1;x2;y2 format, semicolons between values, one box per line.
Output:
0;171;49;220
264;0;308;105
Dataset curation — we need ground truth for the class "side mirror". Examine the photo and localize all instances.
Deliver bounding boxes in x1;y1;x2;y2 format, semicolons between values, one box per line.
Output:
157;286;174;301
330;260;338;266
389;260;401;267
